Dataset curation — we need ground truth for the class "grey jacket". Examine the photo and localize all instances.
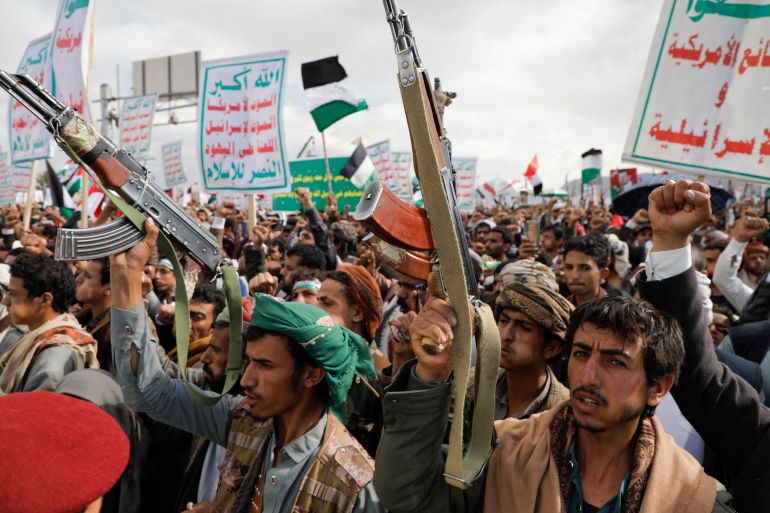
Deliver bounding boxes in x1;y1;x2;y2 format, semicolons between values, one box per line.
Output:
374;360;486;513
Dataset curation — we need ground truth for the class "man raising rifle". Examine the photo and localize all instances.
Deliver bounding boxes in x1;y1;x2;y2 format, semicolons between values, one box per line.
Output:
374;197;724;511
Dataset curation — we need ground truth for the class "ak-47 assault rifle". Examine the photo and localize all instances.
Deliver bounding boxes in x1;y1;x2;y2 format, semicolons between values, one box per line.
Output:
354;0;501;489
0;72;220;267
0;71;242;403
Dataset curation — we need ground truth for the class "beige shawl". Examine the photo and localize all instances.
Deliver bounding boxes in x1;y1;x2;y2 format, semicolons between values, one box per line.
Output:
0;313;97;393
483;400;717;513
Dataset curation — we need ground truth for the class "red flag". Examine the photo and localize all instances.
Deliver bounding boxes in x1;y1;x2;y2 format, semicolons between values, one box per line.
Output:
522;155;542;195
523;155;539;179
86;182;105;219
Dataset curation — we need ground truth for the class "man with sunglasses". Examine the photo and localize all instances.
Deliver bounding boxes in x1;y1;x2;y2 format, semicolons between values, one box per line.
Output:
0;252;96;392
0;263;23;358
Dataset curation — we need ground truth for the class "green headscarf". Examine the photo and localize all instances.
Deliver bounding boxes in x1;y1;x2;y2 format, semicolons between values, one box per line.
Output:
249;294;376;421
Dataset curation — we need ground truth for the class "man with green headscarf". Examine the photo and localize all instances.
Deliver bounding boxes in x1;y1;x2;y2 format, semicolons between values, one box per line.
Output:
110;220;384;513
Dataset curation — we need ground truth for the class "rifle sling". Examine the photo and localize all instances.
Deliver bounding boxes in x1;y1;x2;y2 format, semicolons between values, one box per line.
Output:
60;145;243;406
400;73;501;488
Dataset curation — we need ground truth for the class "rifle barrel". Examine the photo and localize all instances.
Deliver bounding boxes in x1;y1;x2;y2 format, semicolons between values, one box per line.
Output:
0;71;61;126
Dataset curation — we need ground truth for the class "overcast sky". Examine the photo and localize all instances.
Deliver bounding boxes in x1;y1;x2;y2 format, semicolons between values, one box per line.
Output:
0;0;664;191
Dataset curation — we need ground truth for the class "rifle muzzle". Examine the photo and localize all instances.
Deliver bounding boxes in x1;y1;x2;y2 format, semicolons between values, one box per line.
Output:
0;71;66;128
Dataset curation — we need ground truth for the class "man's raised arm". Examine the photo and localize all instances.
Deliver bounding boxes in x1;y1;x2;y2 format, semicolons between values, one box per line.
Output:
374;297;484;513
110;219;240;447
638;180;770;512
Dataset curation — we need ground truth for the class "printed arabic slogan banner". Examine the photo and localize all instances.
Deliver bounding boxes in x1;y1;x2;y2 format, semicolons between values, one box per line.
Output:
10;34;54;164
366;140;396;190
199;51;290;193
0;154;13;206
391;151;413;202
272;158;366;212
624;0;770;183
51;0;92;120
453;157;478;213
12;162;31;194
119;94;157;160
161;141;186;187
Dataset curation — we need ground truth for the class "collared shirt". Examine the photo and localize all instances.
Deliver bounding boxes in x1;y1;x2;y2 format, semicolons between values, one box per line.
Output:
112;302;239;447
712;238;753;312
197;442;227;503
567;287;608;307
567;441;629;513
261;414;327;513
645;245;691;282
495;369;551;420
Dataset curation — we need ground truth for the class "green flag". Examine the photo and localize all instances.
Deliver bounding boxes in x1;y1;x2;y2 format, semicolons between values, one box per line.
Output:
581;148;602;184
301;56;368;133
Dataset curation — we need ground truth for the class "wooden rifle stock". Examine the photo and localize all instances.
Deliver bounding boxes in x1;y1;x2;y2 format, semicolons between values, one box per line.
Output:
83;151;131;190
378;0;500;490
365;235;431;282
354;180;434;251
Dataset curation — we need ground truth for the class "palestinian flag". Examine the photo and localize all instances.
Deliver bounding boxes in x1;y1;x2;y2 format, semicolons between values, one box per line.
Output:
523;155;542;196
301;56;368;133
45;160;76;218
58;161;83;195
340;142;376;188
581;148;602;184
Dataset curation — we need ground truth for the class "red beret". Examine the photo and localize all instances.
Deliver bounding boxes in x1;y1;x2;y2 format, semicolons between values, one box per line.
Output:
746;241;770;256
0;391;129;513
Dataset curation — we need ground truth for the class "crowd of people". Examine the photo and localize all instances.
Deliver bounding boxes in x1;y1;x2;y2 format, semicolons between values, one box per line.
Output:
4;180;770;512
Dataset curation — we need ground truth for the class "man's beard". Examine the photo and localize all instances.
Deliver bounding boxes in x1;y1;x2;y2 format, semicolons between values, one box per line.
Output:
573;399;646;433
203;364;226;393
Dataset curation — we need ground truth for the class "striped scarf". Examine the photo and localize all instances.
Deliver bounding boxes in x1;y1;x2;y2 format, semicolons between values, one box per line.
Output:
0;313;97;393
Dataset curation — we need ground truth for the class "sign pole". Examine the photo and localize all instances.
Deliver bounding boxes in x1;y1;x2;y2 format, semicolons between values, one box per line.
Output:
247;193;256;234
80;1;97;229
321;131;333;196
80;172;90;228
22;160;39;230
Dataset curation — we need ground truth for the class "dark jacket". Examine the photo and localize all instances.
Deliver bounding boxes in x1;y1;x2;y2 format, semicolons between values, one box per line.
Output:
727;319;770;363
77;307;112;373
305;206;337;270
738;275;770;324
56;369;143;513
174;436;210;512
617;225;647;269
639;267;770;512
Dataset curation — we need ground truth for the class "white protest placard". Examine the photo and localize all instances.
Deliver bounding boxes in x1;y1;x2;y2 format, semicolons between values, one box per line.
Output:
624;0;770;183
12;162;31;194
119;94;157;160
10;34;54;163
51;0;92;120
198;51;290;192
366;140;395;189
161;141;186;187
0;154;13;206
453;157;478;213
391;151;413;202
219;190;247;210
